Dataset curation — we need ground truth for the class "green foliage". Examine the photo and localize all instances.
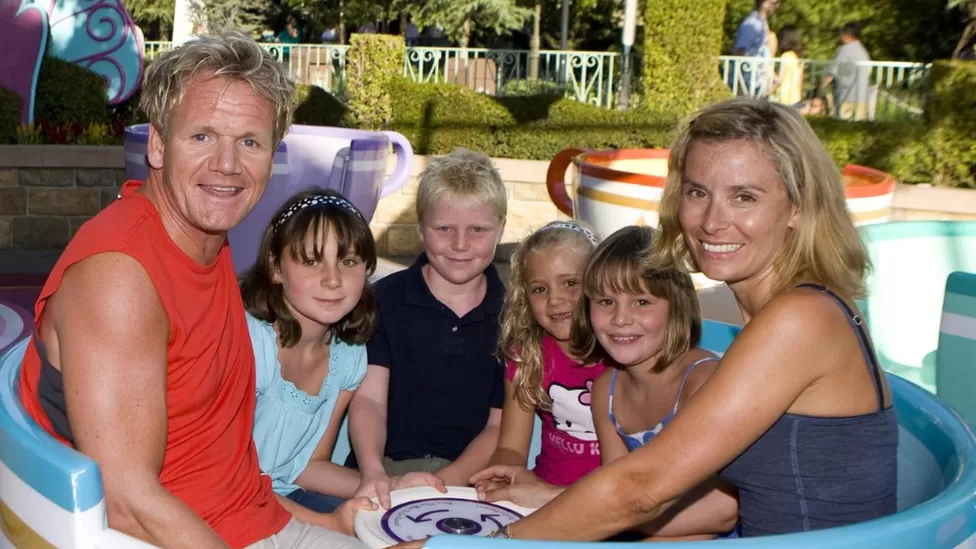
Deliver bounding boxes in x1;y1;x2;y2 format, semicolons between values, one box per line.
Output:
723;0;966;61
194;0;267;37
384;78;675;159
0;88;22;145
125;0;175;36
346;34;406;130
642;0;731;119
33;56;109;125
413;0;531;47
912;61;976;187
293;83;351;126
297;75;976;188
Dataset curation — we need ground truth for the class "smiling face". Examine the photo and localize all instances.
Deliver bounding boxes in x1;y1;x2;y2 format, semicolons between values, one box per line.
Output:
678;139;798;293
273;223;368;334
589;287;671;369
419;194;503;286
525;244;588;346
146;73;276;240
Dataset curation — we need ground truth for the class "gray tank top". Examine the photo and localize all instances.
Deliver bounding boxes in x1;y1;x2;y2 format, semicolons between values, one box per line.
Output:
720;283;898;537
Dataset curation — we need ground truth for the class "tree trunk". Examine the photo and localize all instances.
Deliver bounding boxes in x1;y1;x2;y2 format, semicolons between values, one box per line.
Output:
460;17;471;49
953;3;976;58
529;0;542;79
400;11;408;36
339;0;346;45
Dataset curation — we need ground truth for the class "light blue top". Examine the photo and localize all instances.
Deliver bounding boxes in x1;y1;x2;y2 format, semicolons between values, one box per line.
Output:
247;313;367;495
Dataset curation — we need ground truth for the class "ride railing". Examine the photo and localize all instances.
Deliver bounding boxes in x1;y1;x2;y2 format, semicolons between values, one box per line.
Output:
143;42;931;117
718;55;931;121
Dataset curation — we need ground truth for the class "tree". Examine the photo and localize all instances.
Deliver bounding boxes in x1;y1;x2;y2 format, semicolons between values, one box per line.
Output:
642;0;730;118
950;0;976;58
189;1;269;36
724;0;965;61
412;0;531;48
125;0;176;39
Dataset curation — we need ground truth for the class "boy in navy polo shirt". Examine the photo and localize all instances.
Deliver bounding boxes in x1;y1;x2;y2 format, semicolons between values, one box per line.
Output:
347;148;508;508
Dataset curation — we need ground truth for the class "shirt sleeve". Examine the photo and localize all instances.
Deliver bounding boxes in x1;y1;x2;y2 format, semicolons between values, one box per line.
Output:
365;297;392;368
245;313;277;394
827;46;846;76
733;17;763;53
490;356;506;409
342;343;368;391
504;357;518;383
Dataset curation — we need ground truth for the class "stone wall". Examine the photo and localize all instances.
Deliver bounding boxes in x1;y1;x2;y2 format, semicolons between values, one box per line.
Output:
0;147;125;250
369;156;570;259
1;145;975;254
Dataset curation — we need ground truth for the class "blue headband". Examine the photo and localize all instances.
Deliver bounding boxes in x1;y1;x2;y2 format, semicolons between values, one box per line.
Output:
539;222;599;246
274;195;364;231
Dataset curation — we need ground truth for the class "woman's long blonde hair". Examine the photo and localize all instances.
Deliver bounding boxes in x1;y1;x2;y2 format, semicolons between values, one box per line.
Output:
498;221;599;412
653;97;870;299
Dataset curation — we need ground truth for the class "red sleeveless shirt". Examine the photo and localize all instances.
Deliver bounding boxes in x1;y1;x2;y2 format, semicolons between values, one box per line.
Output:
19;180;290;547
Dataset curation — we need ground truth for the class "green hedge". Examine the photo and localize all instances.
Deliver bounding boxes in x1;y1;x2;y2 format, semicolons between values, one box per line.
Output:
0;87;21;145
642;0;731;118
33;56;109;125
292;72;975;189
345;34;405;130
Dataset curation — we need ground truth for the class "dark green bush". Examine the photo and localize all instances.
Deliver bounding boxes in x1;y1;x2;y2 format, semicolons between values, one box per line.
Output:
385;78;675;159
293;83;350;127
346;34;405;130
33;56;109;125
0;87;22;145
642;0;731;118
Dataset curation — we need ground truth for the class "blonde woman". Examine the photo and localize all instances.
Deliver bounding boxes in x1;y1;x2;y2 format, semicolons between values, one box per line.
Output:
446;97;898;542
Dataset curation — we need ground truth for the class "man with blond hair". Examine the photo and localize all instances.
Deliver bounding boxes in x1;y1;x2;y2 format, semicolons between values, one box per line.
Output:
18;31;370;549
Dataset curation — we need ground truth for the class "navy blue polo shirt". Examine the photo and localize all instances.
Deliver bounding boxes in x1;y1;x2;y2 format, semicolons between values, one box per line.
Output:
354;253;506;464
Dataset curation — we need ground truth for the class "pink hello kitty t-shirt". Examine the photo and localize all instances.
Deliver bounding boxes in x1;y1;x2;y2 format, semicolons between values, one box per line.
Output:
505;336;605;486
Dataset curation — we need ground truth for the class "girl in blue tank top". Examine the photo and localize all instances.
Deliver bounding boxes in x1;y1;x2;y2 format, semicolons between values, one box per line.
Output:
576;226;739;540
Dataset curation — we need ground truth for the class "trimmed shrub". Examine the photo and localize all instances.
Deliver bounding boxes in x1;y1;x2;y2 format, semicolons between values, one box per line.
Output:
642;0;732;118
293;83;350;127
385;78;675;159
0;87;21;145
346;34;405;130
33;56;109;125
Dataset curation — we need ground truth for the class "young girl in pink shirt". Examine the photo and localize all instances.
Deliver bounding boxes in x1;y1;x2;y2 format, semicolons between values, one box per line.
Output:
473;221;603;506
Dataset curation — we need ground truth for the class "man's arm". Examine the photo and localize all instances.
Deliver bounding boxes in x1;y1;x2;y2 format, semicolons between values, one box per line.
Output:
48;252;228;548
348;365;390;483
436;408;502;486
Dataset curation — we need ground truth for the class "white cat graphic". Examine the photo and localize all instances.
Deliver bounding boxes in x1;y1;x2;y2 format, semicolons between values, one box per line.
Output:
548;381;598;441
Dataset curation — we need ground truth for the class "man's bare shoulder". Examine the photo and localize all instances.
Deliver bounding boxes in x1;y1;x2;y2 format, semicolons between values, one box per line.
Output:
47;252;168;342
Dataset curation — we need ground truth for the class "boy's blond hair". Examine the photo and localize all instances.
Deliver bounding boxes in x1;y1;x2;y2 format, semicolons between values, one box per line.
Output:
415;148;508;225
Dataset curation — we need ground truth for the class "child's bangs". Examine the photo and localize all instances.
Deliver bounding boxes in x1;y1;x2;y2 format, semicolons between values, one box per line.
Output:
583;255;648;298
281;207;372;266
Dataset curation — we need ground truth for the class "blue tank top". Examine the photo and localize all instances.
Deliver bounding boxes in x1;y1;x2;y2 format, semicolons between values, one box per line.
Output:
608;357;717;451
720;283;898;537
608;357;738;539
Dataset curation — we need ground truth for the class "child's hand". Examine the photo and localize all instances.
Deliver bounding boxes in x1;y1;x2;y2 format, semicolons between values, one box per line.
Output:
391;472;449;494
470;465;561;509
387;539;428;549
328;496;377;536
354;474;394;510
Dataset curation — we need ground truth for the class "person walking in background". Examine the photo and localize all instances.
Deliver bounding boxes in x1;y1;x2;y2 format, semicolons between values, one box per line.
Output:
730;0;780;96
824;22;873;121
773;26;804;107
